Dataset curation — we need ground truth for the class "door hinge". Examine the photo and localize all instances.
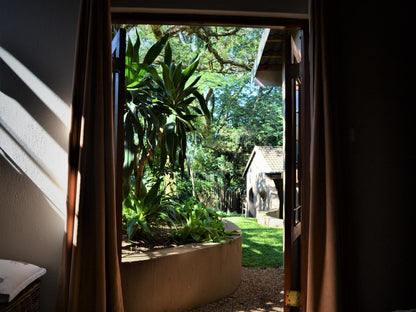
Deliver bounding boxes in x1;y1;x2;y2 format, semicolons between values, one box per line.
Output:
288;62;302;79
285;290;301;307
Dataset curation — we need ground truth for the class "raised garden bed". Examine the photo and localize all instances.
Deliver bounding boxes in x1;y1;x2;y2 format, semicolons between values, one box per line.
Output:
120;220;242;312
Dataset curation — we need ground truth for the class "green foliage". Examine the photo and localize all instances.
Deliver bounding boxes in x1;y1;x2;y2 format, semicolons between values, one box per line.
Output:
122;189;237;245
120;25;284;248
224;215;283;267
194;74;283;191
171;197;237;244
124;25;261;74
122;25;283;205
122;179;179;240
122;31;216;245
123;30;209;199
123;32;171;195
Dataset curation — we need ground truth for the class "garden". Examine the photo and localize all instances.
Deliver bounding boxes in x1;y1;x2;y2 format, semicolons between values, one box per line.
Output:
118;24;284;253
116;24;284;311
120;29;238;251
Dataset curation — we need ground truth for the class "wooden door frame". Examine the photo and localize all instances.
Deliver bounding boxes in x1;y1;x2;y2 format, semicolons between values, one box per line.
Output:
111;10;310;310
283;31;311;311
299;29;311;311
111;28;126;261
283;33;300;311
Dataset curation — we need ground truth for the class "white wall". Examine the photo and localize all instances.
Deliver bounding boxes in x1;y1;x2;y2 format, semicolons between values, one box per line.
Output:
0;1;80;310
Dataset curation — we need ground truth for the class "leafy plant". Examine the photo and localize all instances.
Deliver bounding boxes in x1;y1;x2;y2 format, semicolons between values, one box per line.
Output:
123;31;210;200
172;197;238;244
123;187;237;246
122;179;180;240
121;30;226;247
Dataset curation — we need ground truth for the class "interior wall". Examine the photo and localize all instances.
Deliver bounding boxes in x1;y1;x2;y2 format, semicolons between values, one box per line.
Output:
0;0;80;311
325;2;416;311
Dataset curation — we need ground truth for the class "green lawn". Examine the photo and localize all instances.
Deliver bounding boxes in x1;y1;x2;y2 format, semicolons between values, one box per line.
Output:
224;214;283;268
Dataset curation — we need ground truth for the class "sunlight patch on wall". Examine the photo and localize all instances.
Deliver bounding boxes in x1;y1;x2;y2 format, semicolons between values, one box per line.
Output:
0;92;66;220
0;46;70;129
0;46;70;220
0;147;22;174
0;91;67;189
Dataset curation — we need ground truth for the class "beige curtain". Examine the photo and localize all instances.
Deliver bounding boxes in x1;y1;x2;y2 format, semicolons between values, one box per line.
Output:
306;0;341;311
57;0;124;310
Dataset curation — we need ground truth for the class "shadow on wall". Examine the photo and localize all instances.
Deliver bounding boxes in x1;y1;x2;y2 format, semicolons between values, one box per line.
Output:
0;46;69;311
0;46;68;217
253;173;281;217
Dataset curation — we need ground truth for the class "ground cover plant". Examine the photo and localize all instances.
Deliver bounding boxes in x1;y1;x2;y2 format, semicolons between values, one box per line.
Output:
223;213;283;267
123;194;238;251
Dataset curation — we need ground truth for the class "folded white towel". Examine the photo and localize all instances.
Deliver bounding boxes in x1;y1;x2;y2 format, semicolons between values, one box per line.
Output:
0;259;46;303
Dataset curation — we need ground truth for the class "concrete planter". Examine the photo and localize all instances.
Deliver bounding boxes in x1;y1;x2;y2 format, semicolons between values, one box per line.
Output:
120;220;242;312
257;209;284;228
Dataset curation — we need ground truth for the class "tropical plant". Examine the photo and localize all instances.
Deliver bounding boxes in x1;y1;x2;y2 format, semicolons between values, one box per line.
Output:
122;179;180;240
123;31;210;200
122;30;225;246
171;197;238;244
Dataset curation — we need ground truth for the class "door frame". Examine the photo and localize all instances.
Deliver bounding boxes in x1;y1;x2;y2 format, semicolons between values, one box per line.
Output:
111;11;310;311
283;31;311;311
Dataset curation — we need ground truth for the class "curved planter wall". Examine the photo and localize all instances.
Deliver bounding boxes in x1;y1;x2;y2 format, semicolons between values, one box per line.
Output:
120;220;242;312
257;210;284;228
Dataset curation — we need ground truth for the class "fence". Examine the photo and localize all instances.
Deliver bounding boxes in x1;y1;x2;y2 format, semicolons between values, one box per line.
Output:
220;190;242;213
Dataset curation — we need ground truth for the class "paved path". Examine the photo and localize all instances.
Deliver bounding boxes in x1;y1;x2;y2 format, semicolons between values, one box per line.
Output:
187;266;284;312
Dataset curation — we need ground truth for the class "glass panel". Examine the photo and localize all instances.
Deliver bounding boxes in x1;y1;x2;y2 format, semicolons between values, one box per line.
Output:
294;79;301;225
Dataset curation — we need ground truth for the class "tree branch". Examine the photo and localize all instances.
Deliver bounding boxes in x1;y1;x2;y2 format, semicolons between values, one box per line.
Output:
196;27;252;72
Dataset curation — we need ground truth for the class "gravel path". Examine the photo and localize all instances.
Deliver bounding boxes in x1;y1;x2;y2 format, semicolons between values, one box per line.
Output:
187;266;285;312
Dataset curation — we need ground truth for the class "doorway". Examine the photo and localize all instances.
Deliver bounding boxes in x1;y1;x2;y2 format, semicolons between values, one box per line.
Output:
111;14;310;312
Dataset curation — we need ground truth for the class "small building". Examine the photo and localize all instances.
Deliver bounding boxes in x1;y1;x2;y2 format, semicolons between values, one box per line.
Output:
242;146;284;218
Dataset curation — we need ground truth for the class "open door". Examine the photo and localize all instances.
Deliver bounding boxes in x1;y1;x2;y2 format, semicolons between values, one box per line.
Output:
283;31;310;312
111;28;126;260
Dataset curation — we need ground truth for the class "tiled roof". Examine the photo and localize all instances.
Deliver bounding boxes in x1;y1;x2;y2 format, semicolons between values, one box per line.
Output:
256;146;284;172
242;145;284;178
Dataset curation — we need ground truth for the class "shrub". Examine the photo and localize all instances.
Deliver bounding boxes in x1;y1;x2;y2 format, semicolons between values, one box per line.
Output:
122;191;237;247
122;179;180;240
172;197;237;244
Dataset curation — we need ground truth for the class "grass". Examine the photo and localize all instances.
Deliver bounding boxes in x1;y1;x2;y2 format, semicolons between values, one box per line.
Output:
222;212;283;268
